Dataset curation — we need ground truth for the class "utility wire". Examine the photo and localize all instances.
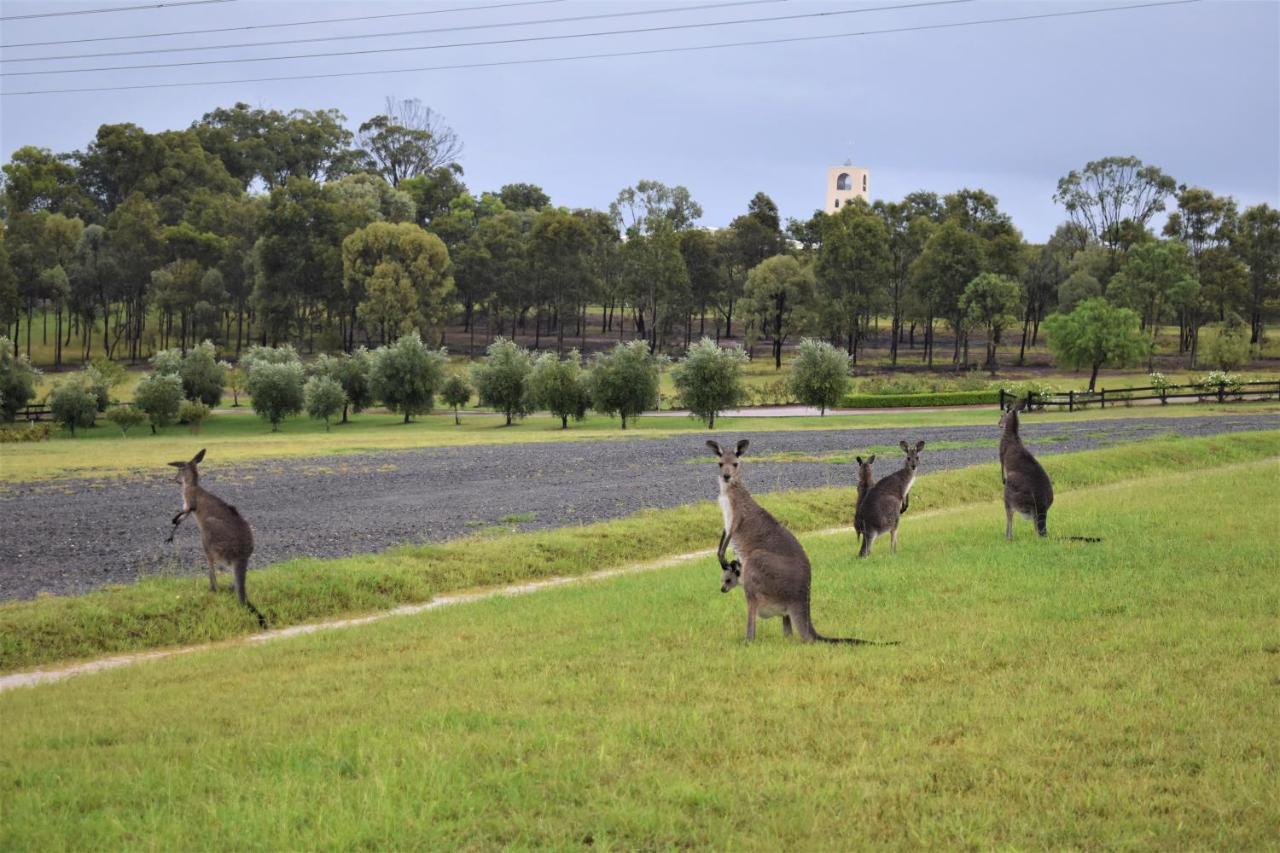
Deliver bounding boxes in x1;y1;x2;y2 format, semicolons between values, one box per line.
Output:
1;0;1202;97
4;0;790;63
1;0;567;50
1;0;976;77
0;0;233;23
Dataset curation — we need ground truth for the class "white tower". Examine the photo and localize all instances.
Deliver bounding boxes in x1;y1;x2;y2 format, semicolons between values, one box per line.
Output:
825;164;870;213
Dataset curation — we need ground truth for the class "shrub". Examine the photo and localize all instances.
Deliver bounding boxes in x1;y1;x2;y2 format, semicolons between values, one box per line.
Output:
0;339;40;422
670;338;746;428
82;364;112;412
179;340;225;406
528;350;591;429
840;390;1000;408
471;338;534;426
588;340;662;429
788;338;850;415
1204;320;1251;371
304;375;347;431
48;376;98;436
440;374;472;425
0;423;52;442
134;373;184;434
240;343;302;373
150;341;226;405
247;361;305;431
88;357;128;395
1196;370;1243;398
371;333;447;423
179;400;210;434
104;405;146;436
312;349;373;423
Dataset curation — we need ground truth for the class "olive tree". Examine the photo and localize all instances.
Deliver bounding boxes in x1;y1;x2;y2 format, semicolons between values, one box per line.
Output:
248;361;306;431
440;374;472;425
304;375;347;431
0;339;40;422
370;332;447;423
471;337;533;426
134;372;184;433
104;405;146;436
151;341;226;406
788;338;850;415
589;340;661;429
313;348;373;422
528;350;591;429
48;376;98;435
670;337;747;428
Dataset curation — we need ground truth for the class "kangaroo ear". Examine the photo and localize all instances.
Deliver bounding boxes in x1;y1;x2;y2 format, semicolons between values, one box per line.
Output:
856;455;864;464
735;439;750;457
899;440;909;453
191;448;207;465
915;440;925;452
868;454;875;464
167;461;185;468
705;440;722;456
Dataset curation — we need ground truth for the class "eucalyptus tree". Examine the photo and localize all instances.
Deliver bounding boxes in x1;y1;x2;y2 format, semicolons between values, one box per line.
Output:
1236;204;1280;343
960;273;1024;372
342;221;453;346
742;255;815;369
1043;298;1147;391
1054;156;1177;274
910;220;982;367
874;199;935;364
817;199;890;363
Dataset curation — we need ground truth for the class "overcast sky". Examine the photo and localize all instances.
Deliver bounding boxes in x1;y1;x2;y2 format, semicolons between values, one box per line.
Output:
1;0;1277;240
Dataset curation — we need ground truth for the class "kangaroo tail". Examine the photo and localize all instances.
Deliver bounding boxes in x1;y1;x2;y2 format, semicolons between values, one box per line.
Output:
1034;510;1049;537
234;562;268;629
1060;535;1103;543
811;629;900;646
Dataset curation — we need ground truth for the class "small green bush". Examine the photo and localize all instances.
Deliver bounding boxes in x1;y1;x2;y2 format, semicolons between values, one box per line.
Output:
0;423;52;442
248;361;305;432
48;377;98;436
104;405;147;436
304;375;347;431
134;373;184;434
178;400;210;434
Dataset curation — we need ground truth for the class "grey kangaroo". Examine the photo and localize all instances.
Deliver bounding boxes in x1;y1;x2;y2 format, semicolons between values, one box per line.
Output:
167;448;265;627
854;441;925;557
853;454;876;547
709;439;870;644
999;399;1054;539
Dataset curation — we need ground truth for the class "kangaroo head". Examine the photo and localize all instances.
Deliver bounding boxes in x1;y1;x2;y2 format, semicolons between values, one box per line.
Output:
720;561;741;593
855;454;876;484
998;397;1027;430
706;439;750;486
167;447;207;485
898;440;925;472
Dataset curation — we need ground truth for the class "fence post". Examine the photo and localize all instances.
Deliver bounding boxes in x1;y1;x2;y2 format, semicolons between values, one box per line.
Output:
1218;382;1225;403
1028;391;1037;411
999;388;1006;410
1100;389;1106;409
1068;390;1074;413
1161;386;1167;405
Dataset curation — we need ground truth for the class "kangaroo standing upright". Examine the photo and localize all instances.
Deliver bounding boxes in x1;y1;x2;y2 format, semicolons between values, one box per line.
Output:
999;399;1054;539
167;448;265;627
853;454;876;546
709;439;870;644
854;441;925;557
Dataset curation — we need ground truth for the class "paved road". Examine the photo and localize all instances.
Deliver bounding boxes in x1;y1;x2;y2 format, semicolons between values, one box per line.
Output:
1;413;1275;601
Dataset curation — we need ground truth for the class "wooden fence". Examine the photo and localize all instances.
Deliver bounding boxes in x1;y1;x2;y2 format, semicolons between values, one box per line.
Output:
1000;380;1280;413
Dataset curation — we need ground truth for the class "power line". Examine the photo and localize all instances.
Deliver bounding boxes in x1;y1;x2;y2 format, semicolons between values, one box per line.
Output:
1;0;1203;97
4;0;789;64
2;0;976;77
0;0;233;23
0;0;567;50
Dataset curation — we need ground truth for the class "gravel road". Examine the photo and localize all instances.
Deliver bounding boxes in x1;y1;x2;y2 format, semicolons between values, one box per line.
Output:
1;413;1275;601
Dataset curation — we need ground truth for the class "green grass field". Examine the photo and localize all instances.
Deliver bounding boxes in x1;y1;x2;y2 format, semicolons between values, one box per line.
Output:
3;431;1278;675
5;401;1278;484
2;458;1276;849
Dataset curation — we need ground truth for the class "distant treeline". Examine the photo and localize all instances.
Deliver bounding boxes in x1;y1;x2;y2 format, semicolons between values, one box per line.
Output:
1;96;1277;374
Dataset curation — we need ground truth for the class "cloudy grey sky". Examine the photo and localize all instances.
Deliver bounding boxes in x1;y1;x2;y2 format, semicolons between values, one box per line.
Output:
1;0;1277;239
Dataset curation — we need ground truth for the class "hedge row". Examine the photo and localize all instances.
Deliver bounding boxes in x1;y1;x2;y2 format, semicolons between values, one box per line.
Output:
839;389;1001;408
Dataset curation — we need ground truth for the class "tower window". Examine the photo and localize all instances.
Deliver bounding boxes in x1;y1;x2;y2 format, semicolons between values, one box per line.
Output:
862;174;867;192
833;199;840;208
836;172;852;191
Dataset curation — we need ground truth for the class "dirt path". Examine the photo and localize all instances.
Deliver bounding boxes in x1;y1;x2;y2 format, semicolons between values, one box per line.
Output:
1;413;1276;601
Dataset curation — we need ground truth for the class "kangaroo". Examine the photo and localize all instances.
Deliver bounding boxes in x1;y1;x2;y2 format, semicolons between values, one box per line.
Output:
854;440;925;557
853;454;876;546
999;399;1054;539
709;439;871;644
166;448;265;628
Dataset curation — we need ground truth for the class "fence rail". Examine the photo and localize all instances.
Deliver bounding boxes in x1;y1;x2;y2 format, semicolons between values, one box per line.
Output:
1000;380;1280;413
